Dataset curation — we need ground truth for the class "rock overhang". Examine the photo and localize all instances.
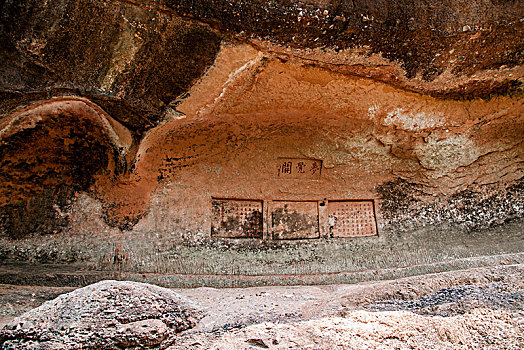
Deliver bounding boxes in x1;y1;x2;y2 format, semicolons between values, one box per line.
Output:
0;0;522;283
1;0;522;132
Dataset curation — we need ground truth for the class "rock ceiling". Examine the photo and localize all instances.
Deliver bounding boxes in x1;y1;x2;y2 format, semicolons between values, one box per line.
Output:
1;0;522;133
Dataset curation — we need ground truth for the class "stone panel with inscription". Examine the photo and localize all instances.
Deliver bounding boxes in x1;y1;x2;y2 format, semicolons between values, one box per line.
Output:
328;200;378;237
211;199;263;238
276;158;322;179
271;201;319;239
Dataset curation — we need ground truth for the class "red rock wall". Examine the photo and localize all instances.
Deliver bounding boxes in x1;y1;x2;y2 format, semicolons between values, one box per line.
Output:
0;1;522;282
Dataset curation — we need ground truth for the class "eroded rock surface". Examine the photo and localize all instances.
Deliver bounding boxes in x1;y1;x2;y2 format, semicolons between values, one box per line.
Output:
0;265;522;349
0;0;522;284
168;264;524;349
189;310;523;350
0;280;203;349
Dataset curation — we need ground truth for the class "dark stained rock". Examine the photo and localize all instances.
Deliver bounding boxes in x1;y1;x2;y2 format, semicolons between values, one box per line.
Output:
375;177;524;232
0;0;222;133
168;0;523;83
1;0;522;135
0;280;204;349
0;98;128;239
365;283;524;317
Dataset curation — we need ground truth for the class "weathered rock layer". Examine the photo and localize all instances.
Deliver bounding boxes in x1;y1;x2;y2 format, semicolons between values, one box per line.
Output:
0;0;522;282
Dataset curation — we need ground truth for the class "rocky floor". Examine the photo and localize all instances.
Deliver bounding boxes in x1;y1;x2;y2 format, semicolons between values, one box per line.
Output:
169;264;524;349
1;263;523;349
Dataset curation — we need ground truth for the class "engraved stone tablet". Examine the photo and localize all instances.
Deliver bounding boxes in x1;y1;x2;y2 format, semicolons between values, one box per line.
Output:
211;199;263;238
271;201;319;239
328;200;378;237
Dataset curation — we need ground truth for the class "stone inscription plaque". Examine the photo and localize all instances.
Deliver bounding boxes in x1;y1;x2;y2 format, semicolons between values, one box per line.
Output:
328;201;377;237
276;158;322;179
211;199;263;238
271;201;319;239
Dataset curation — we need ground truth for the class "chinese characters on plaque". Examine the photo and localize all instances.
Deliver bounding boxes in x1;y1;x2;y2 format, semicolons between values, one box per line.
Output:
211;199;263;238
328;201;377;237
276;158;322;179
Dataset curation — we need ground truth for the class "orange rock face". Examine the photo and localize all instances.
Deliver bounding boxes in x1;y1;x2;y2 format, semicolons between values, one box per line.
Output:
0;1;522;282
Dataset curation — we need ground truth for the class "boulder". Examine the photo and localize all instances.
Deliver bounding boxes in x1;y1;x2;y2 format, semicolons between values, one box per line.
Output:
0;280;204;349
